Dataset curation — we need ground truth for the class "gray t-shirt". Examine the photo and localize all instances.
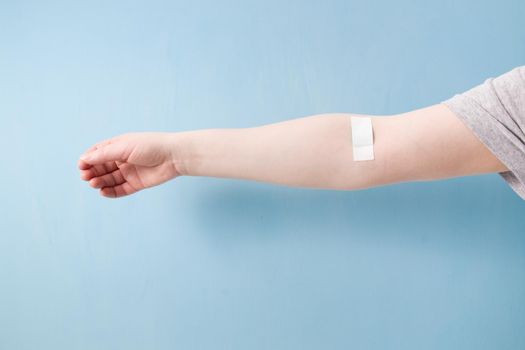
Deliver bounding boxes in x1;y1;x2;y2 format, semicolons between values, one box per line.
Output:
441;65;525;200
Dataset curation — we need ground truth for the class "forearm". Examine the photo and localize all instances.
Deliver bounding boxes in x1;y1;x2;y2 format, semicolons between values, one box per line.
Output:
173;113;393;190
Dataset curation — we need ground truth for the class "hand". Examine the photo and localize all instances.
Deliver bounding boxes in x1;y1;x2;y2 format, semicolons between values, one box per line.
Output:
78;132;183;198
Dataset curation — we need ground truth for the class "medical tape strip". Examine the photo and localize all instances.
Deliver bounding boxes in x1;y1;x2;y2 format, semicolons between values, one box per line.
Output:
350;116;374;161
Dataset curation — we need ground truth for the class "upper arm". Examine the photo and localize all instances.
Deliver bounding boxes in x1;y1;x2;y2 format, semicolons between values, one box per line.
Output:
367;103;508;187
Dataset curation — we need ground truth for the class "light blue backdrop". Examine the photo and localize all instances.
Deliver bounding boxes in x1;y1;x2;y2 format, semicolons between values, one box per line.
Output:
1;0;524;349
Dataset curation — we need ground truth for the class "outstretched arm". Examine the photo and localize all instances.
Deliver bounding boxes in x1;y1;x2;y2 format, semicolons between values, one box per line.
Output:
79;103;507;198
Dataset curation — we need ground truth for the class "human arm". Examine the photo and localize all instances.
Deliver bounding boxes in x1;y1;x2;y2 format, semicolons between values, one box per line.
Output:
78;103;508;198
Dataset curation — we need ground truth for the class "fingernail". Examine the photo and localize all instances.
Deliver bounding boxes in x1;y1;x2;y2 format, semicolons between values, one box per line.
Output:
80;154;91;161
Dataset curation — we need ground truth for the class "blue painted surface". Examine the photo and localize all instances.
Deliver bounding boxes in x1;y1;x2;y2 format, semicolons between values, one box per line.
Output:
1;1;524;349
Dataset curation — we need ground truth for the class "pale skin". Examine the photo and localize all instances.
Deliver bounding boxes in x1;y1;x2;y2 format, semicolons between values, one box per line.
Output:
78;103;508;199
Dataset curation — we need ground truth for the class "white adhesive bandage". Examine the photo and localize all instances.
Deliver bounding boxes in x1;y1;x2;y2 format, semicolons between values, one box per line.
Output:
350;116;374;161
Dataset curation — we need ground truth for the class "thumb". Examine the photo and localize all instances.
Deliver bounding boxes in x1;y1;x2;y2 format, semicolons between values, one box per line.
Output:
80;142;129;165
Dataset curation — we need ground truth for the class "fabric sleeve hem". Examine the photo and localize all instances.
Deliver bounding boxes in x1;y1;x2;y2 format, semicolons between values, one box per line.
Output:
440;97;525;200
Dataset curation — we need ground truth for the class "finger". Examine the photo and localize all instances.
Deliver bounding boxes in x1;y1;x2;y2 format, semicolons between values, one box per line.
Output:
89;169;125;189
79;139;116;170
81;139;113;157
91;137;121;151
78;159;92;170
80;162;118;181
80;162;118;180
80;143;129;165
80;169;94;181
100;182;138;198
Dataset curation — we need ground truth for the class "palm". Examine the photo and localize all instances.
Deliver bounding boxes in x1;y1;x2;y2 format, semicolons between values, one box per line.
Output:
119;160;176;190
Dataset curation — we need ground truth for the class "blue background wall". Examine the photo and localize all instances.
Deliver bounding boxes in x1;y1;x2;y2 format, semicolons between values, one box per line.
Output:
1;0;524;349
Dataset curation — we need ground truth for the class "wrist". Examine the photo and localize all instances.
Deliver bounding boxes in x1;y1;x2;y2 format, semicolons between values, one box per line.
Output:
168;131;194;177
167;127;252;179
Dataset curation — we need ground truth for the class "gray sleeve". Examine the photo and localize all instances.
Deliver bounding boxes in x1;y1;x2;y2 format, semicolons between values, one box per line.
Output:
440;65;525;200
